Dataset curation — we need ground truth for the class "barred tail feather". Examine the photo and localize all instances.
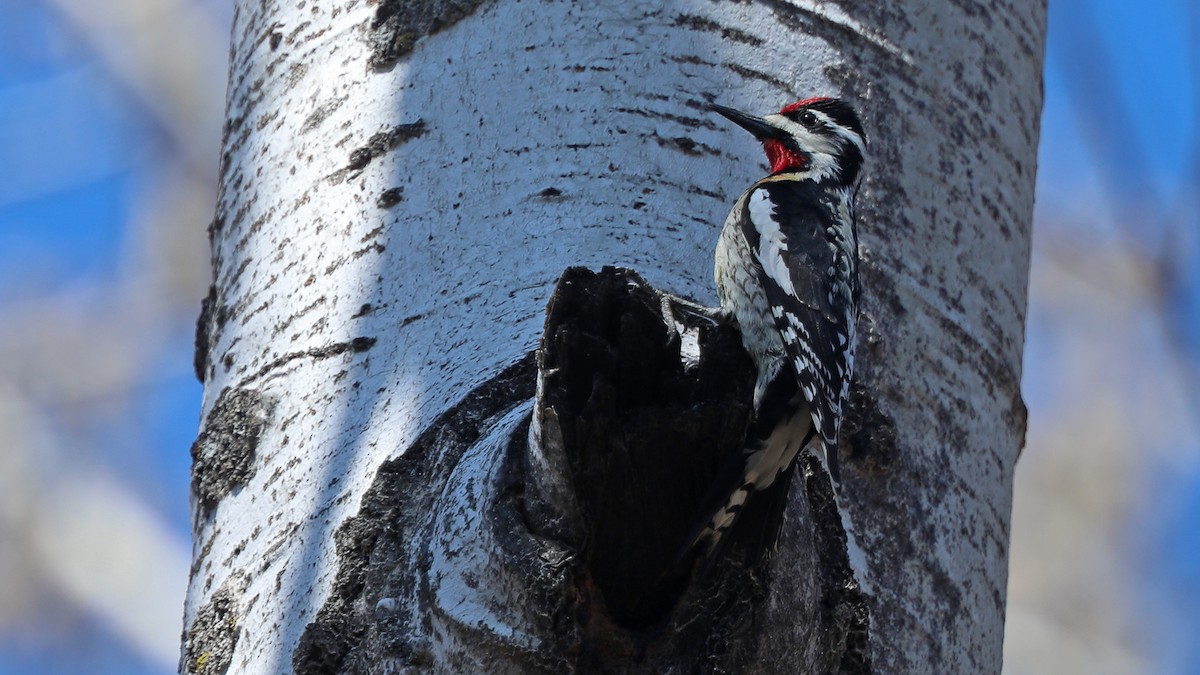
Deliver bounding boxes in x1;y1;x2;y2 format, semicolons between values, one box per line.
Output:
683;373;815;563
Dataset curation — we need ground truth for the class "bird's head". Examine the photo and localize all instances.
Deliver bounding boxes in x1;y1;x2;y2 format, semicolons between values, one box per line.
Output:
712;97;866;185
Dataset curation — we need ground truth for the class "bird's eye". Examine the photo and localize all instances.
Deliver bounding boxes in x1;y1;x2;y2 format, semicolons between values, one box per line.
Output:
798;110;817;128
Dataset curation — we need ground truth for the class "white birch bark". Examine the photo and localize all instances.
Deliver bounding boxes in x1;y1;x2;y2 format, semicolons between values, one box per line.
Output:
183;0;1043;672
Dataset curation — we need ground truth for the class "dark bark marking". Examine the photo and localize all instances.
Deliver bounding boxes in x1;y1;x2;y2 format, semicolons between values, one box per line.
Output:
195;284;218;382
329;121;428;184
182;578;243;675
351;242;386;260
271;296;328;339
674;13;765;46
840;378;899;473
368;0;494;69
1008;384;1028;457
724;62;796;94
192;388;275;519
687;184;726;201
300;94;349;134
349;123;429;171
376;187;404;208
360;225;385;242
325;243;387;275
238;337;377;388
254;109;279;132
759;0;920;81
651;133;717;157
669;54;713;67
614;106;718;131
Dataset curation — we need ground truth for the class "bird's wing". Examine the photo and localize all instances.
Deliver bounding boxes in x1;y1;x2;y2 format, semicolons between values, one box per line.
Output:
739;181;857;457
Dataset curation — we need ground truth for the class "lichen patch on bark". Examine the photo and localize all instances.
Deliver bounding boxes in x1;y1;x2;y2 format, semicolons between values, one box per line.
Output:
182;576;245;675
191;387;275;518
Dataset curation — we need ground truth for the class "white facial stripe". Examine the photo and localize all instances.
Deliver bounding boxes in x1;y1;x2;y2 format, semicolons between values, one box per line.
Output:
748;189;796;297
808;109;866;155
764;114;840;155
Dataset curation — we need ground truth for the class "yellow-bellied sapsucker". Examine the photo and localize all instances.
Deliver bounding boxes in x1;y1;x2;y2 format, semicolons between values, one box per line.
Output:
691;97;866;556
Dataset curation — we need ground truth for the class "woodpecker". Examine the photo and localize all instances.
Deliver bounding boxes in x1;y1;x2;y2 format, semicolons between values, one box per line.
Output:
689;97;865;557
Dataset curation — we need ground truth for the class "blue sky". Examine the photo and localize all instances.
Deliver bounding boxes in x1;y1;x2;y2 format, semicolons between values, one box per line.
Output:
1043;0;1195;200
0;0;1195;672
1035;1;1199;672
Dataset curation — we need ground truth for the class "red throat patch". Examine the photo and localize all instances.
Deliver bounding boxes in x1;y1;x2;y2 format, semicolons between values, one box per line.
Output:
764;139;807;173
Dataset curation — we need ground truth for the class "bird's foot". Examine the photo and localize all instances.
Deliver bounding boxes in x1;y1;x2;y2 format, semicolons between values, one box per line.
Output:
658;292;728;337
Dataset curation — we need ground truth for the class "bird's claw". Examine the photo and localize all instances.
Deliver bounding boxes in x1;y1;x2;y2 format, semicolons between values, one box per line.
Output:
658;292;726;337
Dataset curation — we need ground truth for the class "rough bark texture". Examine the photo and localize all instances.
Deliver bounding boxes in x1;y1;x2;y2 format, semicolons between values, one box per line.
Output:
183;0;1043;672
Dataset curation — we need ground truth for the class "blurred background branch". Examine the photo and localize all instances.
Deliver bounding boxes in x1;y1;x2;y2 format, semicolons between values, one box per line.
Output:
0;0;226;671
1005;1;1199;674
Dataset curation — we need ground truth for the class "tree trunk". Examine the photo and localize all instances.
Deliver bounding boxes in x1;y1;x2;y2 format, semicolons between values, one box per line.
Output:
183;1;1043;673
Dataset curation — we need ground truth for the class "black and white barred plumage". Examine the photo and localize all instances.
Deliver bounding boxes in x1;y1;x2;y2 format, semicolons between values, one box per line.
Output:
693;97;865;555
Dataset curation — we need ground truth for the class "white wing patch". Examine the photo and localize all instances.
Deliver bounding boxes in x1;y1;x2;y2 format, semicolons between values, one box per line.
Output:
748;189;796;297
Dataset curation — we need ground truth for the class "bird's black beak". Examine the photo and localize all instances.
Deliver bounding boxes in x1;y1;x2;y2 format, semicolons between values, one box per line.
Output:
710;104;780;141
